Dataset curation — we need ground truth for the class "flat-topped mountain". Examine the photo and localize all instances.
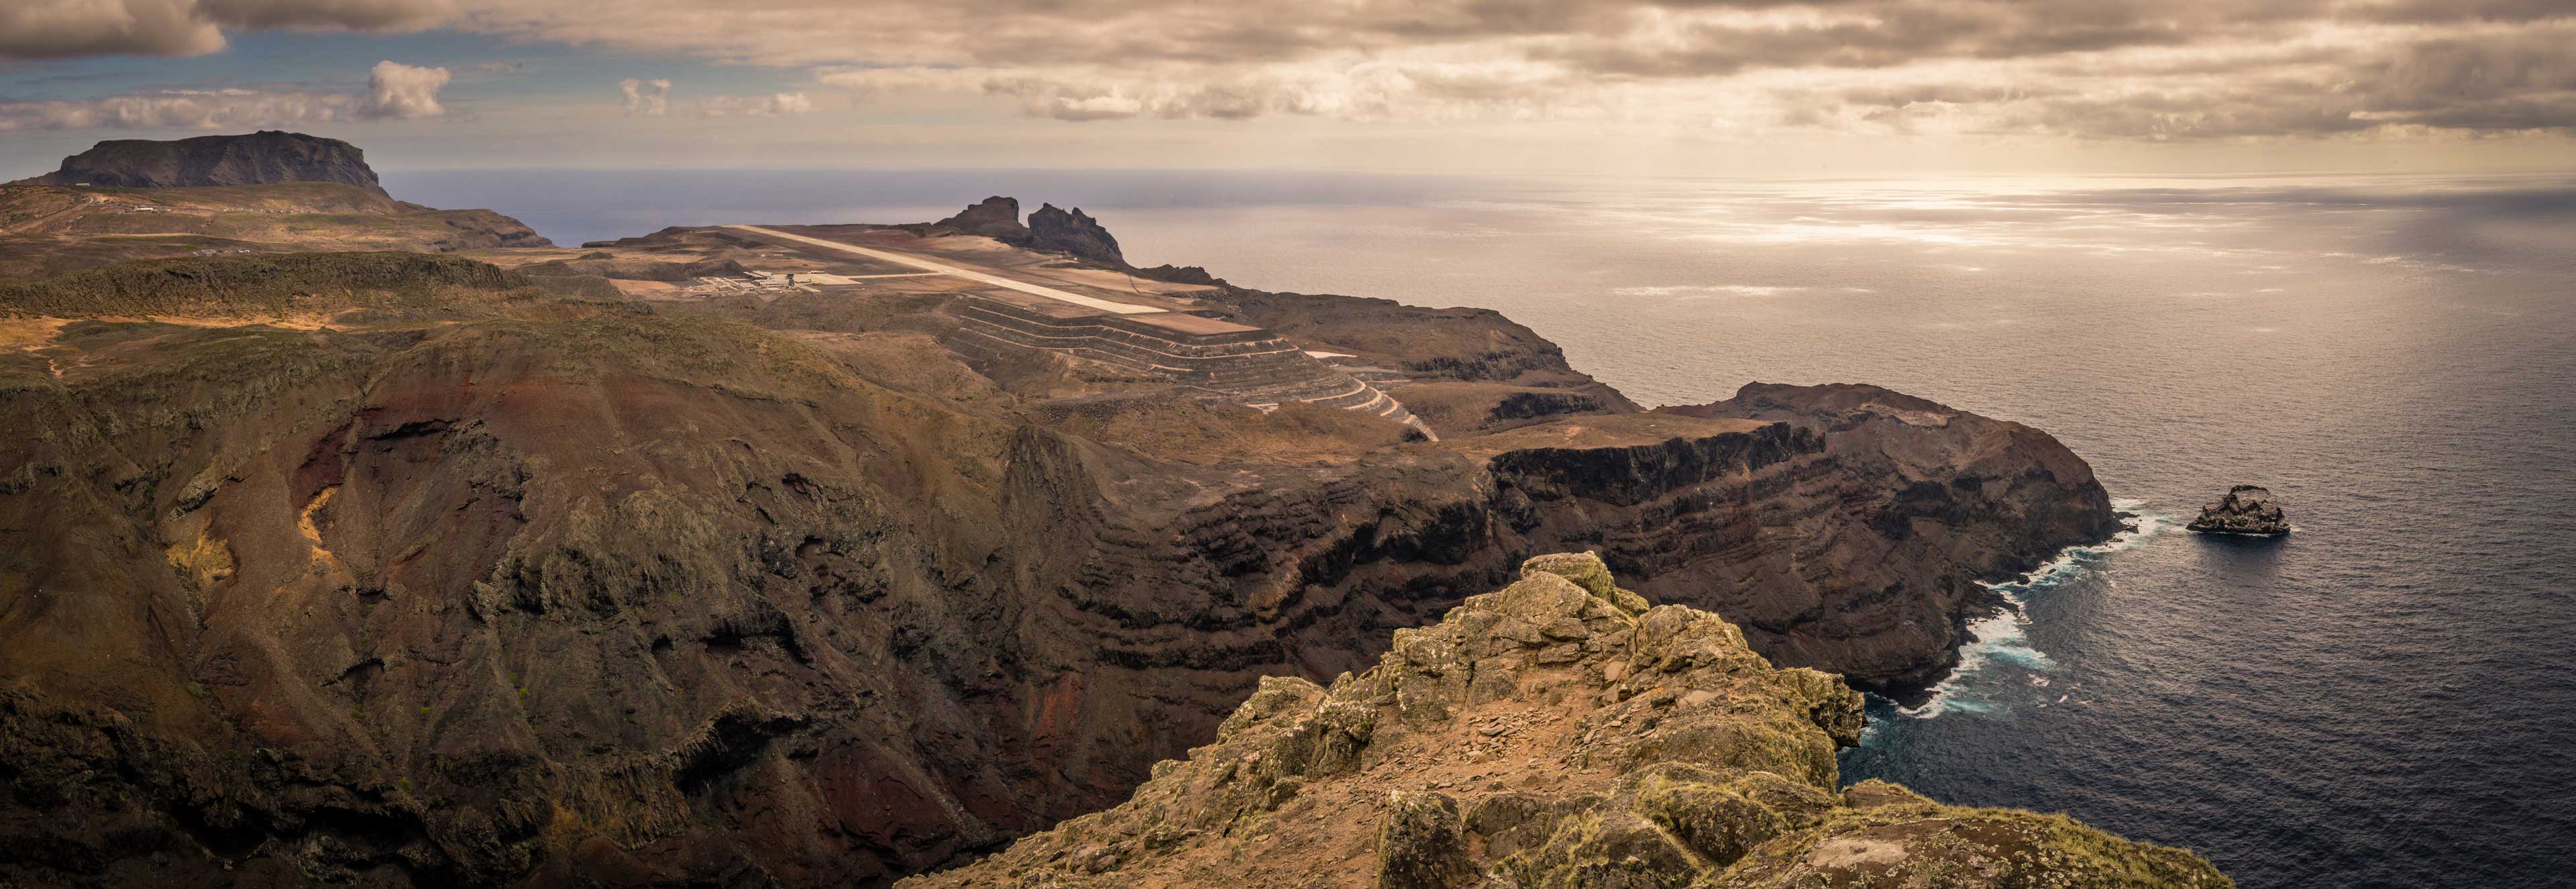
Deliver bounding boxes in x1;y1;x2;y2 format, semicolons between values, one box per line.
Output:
0;134;550;277
9;131;389;195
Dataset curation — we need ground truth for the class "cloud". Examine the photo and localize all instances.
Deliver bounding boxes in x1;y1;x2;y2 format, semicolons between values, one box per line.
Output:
620;77;671;115
0;0;452;60
0;59;449;129
0;0;225;59
0;88;360;131
198;0;453;31
364;59;448;118
701;91;813;117
8;0;2576;142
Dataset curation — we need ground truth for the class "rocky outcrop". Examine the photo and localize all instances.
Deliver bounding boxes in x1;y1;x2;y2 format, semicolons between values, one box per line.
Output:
10;132;390;195
1132;264;1228;287
1026;203;1124;266
924;197;1125;266
2188;485;2289;535
934;196;1031;240
899;554;2231;889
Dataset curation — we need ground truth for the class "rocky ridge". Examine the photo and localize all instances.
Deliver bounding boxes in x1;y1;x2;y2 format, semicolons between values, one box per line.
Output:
901;553;2231;889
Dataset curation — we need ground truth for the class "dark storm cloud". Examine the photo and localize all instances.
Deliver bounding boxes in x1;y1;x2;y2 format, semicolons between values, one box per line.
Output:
0;0;448;60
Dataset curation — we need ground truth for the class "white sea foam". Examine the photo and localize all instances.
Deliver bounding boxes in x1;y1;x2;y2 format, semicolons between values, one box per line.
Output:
1896;503;2168;719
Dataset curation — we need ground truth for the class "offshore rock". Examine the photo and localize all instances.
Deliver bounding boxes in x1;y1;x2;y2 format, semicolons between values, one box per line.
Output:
1026;203;1124;266
2188;485;2289;535
11;131;390;195
898;554;2232;889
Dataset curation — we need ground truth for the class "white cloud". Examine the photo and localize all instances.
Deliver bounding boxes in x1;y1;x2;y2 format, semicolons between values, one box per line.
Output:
364;59;449;118
620;76;672;115
702;91;814;117
0;89;359;131
0;60;450;130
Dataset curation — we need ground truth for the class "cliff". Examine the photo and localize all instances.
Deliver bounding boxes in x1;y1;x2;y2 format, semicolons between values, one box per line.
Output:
901;553;2230;888
1662;382;2119;690
11;131;390;195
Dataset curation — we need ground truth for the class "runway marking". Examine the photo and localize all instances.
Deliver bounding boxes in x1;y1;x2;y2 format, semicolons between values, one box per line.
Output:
725;225;1162;315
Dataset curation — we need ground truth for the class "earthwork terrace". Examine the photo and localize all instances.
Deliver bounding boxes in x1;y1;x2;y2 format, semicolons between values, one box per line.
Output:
716;223;1432;437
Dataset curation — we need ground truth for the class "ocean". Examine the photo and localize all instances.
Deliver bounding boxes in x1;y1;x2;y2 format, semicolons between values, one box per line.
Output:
386;168;2576;889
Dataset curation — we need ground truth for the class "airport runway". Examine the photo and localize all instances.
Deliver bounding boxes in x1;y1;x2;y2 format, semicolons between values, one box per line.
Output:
724;224;1163;315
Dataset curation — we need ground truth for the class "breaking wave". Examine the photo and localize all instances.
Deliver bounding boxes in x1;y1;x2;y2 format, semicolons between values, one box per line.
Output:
1894;500;2171;719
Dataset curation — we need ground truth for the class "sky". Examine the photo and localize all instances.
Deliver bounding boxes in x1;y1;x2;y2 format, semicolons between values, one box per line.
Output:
2;0;2573;178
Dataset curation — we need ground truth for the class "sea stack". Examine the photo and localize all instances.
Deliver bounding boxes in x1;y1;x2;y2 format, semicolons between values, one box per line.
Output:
2190;484;2290;535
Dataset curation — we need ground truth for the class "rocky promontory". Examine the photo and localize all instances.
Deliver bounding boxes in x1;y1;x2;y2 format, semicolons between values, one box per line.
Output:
901;553;2231;889
2188;485;2290;535
8;131;389;195
0;195;2135;887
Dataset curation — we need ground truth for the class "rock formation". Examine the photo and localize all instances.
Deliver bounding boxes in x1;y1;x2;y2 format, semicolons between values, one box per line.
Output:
900;553;2232;889
2188;485;2289;535
924;197;1124;266
1026;203;1124;265
9;131;390;195
934;195;1031;240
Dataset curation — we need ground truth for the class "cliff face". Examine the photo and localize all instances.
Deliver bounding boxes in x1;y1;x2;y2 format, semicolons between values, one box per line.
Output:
1660;382;2119;690
0;230;2121;885
15;132;389;195
901;554;2230;888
